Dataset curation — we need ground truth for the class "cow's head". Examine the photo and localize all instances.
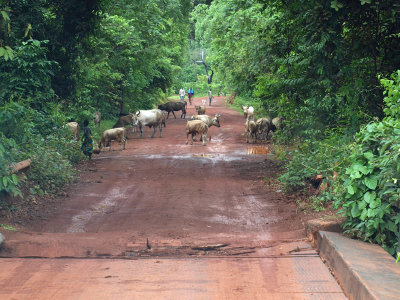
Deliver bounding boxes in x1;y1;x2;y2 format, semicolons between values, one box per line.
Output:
212;117;221;128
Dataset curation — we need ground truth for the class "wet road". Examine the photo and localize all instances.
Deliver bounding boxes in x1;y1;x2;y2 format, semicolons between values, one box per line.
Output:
0;96;346;299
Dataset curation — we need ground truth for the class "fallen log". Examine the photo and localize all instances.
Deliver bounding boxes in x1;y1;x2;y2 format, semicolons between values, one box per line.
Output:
10;159;31;174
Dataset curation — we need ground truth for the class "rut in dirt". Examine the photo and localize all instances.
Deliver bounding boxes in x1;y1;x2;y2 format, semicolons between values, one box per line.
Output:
0;96;311;259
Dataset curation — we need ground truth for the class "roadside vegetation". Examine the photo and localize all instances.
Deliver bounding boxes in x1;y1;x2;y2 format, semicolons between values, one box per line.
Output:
191;1;400;256
0;0;192;208
1;0;400;257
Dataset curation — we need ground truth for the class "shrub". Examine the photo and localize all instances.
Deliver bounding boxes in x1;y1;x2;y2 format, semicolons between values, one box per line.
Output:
334;71;400;255
0;102;82;201
0;134;23;199
278;132;352;194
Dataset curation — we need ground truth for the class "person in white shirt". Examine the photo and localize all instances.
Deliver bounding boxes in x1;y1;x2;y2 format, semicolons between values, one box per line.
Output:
179;88;185;101
208;89;212;106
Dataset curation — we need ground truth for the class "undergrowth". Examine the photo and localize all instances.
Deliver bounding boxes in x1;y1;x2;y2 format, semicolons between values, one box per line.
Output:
278;71;400;256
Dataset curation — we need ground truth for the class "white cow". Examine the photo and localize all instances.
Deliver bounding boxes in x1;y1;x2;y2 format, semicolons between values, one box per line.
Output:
66;122;79;141
99;127;126;151
135;109;163;138
241;105;254;120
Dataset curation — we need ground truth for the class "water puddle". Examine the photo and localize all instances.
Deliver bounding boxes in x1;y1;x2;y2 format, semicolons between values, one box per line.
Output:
247;146;269;155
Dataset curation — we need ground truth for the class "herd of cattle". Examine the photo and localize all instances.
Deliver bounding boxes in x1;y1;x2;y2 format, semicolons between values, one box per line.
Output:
242;105;281;144
65;99;280;151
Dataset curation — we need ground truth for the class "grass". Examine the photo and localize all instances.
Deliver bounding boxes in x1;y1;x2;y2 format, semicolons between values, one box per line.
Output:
0;223;18;231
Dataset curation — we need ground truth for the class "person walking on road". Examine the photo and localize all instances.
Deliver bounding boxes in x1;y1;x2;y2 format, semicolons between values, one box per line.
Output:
81;119;93;160
188;87;194;105
179;88;186;101
208;89;212;106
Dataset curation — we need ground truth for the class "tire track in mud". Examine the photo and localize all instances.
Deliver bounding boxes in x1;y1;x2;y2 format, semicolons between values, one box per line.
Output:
67;186;129;233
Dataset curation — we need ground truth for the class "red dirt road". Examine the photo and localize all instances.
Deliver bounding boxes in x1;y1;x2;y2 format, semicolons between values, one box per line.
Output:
0;97;346;299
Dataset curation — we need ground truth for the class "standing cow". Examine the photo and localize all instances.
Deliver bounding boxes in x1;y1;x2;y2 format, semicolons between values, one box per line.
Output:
113;113;138;133
157;101;187;119
135;109;163;138
93;111;101;127
98;127;126;151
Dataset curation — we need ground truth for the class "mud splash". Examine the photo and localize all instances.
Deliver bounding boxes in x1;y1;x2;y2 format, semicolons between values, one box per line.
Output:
247;146;269;155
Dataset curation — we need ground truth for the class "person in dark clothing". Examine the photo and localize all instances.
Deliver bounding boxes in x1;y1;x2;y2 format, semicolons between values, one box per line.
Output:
188;87;194;105
81;119;93;160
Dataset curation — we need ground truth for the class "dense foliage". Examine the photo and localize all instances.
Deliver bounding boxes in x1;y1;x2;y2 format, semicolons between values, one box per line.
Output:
0;0;191;204
192;0;400;255
334;72;400;255
1;0;400;256
192;0;400;137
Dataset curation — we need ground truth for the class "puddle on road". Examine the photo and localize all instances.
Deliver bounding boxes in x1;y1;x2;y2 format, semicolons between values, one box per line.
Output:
247;146;269;155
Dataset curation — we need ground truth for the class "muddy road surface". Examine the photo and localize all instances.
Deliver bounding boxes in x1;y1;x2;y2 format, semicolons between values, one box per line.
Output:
0;97;346;299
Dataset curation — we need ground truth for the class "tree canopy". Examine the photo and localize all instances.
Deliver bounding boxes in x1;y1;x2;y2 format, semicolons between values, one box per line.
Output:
192;0;400;138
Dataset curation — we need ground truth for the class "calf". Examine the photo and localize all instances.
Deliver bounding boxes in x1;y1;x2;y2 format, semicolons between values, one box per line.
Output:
195;105;206;115
186;120;209;146
190;114;221;141
245;119;257;143
157;101;187;119
99;127;126;151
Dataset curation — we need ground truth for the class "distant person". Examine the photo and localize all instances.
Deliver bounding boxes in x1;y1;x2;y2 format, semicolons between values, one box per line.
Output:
208;89;212;106
81;119;93;160
179;88;185;101
188;87;194;105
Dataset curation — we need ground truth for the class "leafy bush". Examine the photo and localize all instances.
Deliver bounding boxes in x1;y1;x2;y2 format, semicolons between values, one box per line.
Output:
0;134;23;199
0;102;82;202
278;132;352;194
28;134;76;195
334;71;400;255
0;39;57;109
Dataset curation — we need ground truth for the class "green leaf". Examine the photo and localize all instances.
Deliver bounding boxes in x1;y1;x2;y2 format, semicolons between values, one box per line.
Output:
2;176;8;188
330;0;343;11
363;191;375;204
347;185;356;195
351;204;360;218
364;176;378;190
370;198;381;209
367;208;375;218
358;200;368;210
387;221;397;233
11;174;19;185
0;11;10;22
373;218;380;229
360;209;368;221
351;170;362;179
363;151;374;160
